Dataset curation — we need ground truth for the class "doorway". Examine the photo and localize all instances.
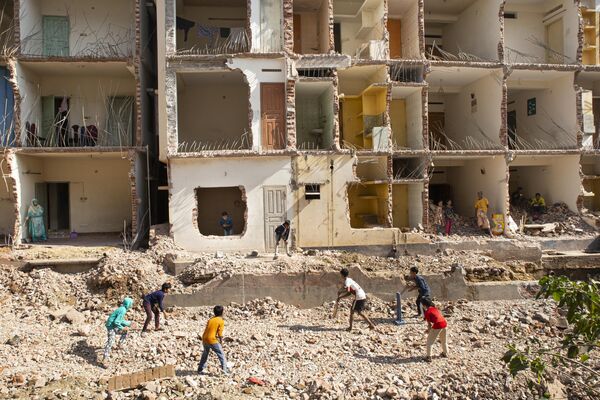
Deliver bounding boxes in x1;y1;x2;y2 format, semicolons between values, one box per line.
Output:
387;19;402;58
35;182;70;232
263;186;286;251
42;15;69;56
260;83;286;150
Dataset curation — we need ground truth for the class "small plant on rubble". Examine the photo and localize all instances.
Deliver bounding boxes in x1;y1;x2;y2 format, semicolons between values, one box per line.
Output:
502;276;599;398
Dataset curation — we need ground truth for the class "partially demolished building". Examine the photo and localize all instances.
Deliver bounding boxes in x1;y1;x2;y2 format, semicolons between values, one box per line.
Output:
152;0;600;253
0;0;157;245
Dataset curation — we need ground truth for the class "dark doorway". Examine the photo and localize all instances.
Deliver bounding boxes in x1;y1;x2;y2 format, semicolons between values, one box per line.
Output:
507;110;517;149
428;183;453;205
333;23;341;53
35;182;70;232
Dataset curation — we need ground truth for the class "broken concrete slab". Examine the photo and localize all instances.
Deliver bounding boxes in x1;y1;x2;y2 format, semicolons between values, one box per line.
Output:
106;365;176;391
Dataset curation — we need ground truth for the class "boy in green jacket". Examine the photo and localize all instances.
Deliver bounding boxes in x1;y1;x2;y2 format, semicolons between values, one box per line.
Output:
103;297;133;364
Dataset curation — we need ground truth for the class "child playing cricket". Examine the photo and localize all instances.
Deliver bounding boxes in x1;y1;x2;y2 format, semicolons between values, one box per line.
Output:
103;297;133;365
198;305;229;375
421;297;448;362
333;268;376;332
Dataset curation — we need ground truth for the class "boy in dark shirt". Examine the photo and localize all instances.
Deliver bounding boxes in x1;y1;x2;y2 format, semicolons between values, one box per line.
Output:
219;212;233;236
421;297;448;362
273;220;291;259
142;282;171;333
402;266;431;317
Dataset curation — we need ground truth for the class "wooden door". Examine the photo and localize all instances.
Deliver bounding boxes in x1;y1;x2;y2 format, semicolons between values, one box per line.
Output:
43;16;69;56
387;19;402;59
428;112;446;150
263;186;287;251
546;18;564;64
261;83;286;150
293;14;302;54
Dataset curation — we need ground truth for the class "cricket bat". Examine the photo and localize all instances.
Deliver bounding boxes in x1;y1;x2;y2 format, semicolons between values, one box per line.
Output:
331;299;340;319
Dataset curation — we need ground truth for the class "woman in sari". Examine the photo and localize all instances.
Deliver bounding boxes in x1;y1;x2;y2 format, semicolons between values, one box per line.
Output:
26;199;47;242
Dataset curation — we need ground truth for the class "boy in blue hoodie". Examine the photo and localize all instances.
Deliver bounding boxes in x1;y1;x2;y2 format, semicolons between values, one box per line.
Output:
103;297;133;363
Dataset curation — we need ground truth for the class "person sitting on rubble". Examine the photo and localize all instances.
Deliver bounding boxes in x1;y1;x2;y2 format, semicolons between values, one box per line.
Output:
142;282;171;333
219;211;234;236
273;220;291;259
510;187;525;208
530;193;546;221
102;297;133;366
474;191;493;238
421;297;448;362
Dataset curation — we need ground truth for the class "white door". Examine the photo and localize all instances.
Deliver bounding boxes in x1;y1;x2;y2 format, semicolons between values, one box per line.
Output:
263;186;286;251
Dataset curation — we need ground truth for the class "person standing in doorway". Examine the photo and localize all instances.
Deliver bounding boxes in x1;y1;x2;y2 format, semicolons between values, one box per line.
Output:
402;266;431;317
434;201;444;235
142;282;171;333
334;268;376;332
273;220;291;259
219;212;233;236
444;200;457;236
26;199;47;243
474;191;493;237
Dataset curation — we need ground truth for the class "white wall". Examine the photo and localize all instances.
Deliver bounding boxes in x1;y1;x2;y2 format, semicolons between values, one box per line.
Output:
251;0;283;52
16;63;42;141
400;1;420;59
442;0;502;61
227;58;286;150
20;0;135;57
296;85;335;149
294;154;397;247
406;90;423;148
337;0;385;57
15;155;132;238
169;157;293;252
445;72;503;148
509;155;580;211
508;75;577;148
408;184;423;228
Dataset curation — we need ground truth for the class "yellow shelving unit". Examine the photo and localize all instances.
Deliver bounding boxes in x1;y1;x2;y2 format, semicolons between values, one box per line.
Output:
348;183;389;228
340;84;388;150
582;7;599;65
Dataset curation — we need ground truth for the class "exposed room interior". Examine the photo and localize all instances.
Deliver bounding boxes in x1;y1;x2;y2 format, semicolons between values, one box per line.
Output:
176;70;251;151
293;0;331;54
390;86;424;150
581;155;600;212
17;62;137;148
392;156;427;180
581;1;600;65
429;155;507;218
507;70;577;150
392;182;423;230
347;182;390;228
427;67;503;150
19;0;135;57
386;0;421;59
295;81;335;150
508;154;581;212
576;71;600;150
355;155;388;182
332;0;386;59
0;0;14;55
16;152;133;240
389;62;424;84
338;65;388;151
175;0;249;54
195;186;247;236
424;0;502;61
504;0;579;64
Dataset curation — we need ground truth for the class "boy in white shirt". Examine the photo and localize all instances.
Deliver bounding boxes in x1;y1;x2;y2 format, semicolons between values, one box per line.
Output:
334;268;377;332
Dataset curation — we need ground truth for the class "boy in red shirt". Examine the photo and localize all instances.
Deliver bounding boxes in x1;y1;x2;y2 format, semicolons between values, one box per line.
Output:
421;297;448;362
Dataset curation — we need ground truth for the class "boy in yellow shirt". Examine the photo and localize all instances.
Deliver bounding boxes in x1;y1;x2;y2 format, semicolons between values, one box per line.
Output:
197;305;229;375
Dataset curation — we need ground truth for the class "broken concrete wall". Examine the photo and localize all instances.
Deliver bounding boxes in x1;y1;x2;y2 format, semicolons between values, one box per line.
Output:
0;153;16;239
293;154;397;248
405;88;424;149
442;0;503;61
19;0;135;57
251;0;283;53
169;156;293;252
227;58;287;151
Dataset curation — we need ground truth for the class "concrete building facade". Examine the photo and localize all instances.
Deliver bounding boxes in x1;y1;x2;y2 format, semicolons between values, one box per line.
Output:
155;0;599;253
0;0;157;246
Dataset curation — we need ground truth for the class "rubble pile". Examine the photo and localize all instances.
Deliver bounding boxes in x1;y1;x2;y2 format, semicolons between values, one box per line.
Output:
511;202;596;237
426;203;491;238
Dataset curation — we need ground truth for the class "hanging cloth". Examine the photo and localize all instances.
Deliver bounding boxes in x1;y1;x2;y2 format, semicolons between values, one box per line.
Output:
176;17;195;42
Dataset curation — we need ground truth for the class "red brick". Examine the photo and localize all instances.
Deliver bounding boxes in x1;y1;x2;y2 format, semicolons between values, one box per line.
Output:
165;365;176;377
114;375;124;391
108;376;117;391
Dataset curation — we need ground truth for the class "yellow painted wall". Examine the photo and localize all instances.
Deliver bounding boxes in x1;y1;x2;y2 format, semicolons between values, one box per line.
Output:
390;99;407;147
392;185;409;228
340;97;363;147
583;179;600;211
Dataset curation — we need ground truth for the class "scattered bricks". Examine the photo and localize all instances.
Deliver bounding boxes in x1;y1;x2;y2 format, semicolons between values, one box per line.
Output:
105;366;176;392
